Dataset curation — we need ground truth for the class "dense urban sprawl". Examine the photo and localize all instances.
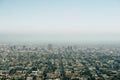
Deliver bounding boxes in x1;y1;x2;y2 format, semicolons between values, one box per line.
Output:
0;44;120;80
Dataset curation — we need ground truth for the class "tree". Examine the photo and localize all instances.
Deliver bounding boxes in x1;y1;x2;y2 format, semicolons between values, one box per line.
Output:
9;68;16;75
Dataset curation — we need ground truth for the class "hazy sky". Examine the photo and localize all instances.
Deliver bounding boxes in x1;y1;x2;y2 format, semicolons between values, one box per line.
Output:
0;0;120;42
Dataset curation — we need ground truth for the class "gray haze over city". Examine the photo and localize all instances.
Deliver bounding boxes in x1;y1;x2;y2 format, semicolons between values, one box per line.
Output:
1;1;120;80
0;0;120;43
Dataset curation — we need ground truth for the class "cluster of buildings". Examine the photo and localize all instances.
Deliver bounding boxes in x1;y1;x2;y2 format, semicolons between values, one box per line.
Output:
0;44;120;80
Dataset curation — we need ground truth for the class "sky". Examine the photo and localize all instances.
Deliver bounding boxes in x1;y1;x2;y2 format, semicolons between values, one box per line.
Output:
0;0;120;43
